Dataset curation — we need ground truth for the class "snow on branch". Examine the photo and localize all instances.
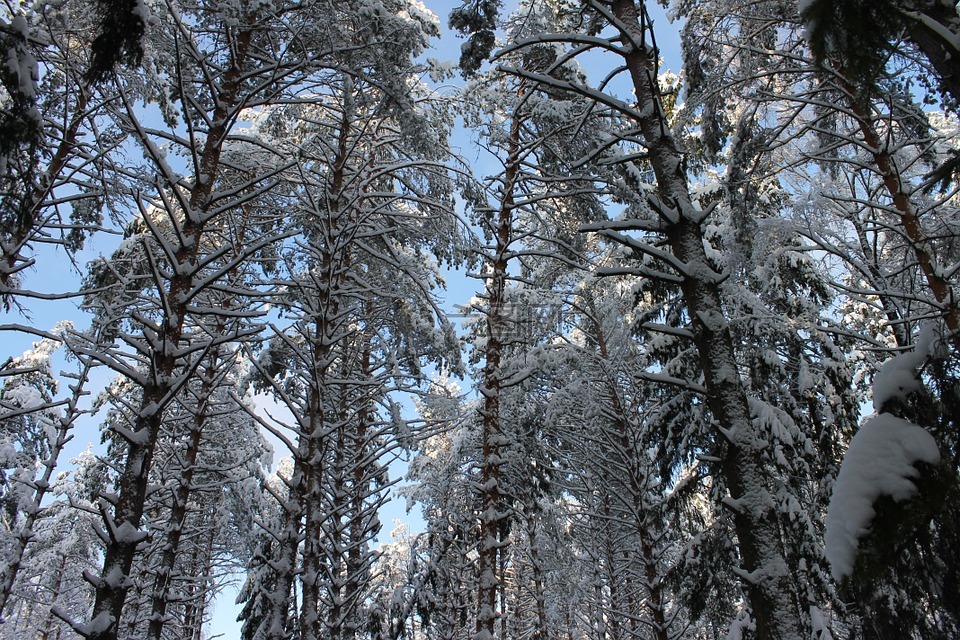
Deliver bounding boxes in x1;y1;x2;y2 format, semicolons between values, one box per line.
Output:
824;413;939;581
870;325;943;412
825;327;944;581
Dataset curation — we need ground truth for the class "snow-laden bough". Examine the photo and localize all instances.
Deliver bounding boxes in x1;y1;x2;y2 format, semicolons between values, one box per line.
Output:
825;327;943;581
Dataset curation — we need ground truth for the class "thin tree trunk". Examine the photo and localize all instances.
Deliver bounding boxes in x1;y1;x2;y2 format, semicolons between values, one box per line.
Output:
587;304;670;640
298;80;354;640
600;493;623;640
38;553;68;640
181;517;216;640
325;419;349;640
476;91;524;640
145;347;222;640
0;356;94;618
525;508;550;640
848;211;909;348
843;87;960;347
343;340;374;640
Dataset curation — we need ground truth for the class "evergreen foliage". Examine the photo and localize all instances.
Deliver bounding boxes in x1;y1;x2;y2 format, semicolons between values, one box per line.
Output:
800;0;903;94
87;0;146;83
0;0;958;639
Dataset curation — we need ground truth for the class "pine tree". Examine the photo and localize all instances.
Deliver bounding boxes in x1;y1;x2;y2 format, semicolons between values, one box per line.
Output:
235;13;465;634
0;328;101;621
497;2;808;635
68;0;353;634
674;0;960;634
1;0;127;308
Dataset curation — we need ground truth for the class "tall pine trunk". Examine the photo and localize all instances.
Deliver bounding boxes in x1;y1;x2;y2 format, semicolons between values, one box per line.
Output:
476;99;524;640
603;1;805;636
82;26;255;640
145;346;221;640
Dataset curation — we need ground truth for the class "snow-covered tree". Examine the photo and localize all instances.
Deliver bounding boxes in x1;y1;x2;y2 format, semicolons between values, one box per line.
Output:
0;328;101;621
65;0;381;635
674;2;960;634
0;448;104;639
234;12;466;635
0;0;132;308
2;0;959;638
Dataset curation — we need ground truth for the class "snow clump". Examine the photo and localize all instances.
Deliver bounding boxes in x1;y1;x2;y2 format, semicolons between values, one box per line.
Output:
824;413;940;581
825;326;944;581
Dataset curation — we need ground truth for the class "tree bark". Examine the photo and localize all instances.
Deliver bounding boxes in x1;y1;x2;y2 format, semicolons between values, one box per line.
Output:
476;97;522;640
145;348;221;640
844;88;960;347
603;1;806;637
83;24;254;640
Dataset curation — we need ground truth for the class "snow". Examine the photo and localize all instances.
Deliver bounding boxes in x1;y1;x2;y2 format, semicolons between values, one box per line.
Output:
797;0;821;46
73;610;115;636
114;521;148;544
827;326;947;581
5;16;38;100
871;324;944;411
132;0;150;25
824;413;940;581
796;0;816;16
724;608;755;640
3;384;44;410
810;606;834;640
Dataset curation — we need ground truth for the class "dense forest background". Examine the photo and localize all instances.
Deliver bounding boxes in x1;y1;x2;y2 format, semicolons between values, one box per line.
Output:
1;0;959;639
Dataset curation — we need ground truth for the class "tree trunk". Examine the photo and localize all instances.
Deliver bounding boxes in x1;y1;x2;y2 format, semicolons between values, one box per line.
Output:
476;91;524;640
587;304;670;640
843;86;960;348
525;514;549;640
343;340;375;640
605;1;805;637
145;348;220;640
83;25;254;640
301;81;355;640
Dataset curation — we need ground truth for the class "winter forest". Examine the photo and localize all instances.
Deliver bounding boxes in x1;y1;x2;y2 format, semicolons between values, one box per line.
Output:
2;0;960;638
